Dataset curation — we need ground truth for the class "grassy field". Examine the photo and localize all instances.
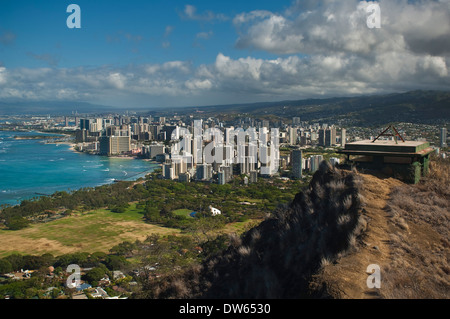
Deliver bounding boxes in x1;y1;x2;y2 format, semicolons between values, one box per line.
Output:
0;203;261;258
0;203;181;258
172;208;195;218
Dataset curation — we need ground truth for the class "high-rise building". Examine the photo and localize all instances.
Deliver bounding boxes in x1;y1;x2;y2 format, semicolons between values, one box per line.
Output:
172;155;187;177
192;120;203;165
219;165;233;183
149;144;165;159
99;135;131;156
218;171;226;185
292;149;303;179
163;161;175;180
79;119;91;130
249;170;258;183
260;128;280;176
309;154;324;173
161;125;177;141
318;128;326;146
318;127;336;147
325;127;336;146
75;129;88;143
440;128;447;148
90;118;103;132
292;117;301;126
240;156;256;175
289;126;297;145
341;128;346;147
196;163;212;181
150;125;162;140
178;172;191;183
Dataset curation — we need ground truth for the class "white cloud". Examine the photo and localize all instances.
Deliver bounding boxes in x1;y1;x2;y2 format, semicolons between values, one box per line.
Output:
234;0;450;57
184;4;197;19
182;4;228;22
1;50;449;107
107;72;126;90
185;78;212;90
0;67;7;85
1;1;449;107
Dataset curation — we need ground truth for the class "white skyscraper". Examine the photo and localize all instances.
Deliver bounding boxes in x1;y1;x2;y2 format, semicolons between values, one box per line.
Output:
341;128;346;147
289;126;297;146
193;120;203;164
440;128;447;148
260;128;280;176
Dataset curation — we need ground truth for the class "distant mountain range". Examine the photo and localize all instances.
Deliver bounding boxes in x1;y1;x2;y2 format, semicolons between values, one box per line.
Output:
0;101;116;116
1;90;449;126
162;90;450;126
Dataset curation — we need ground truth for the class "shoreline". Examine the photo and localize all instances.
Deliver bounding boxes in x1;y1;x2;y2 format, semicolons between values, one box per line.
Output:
0;132;159;208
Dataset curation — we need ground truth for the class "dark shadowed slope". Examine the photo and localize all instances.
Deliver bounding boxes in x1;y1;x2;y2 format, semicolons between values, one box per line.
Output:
135;162;366;299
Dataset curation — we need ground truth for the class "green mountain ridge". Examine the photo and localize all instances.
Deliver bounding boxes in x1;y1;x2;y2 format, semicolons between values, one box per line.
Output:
2;90;449;126
167;90;450;125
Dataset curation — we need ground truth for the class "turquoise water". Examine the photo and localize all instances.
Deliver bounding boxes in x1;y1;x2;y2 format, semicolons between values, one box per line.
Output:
0;131;158;207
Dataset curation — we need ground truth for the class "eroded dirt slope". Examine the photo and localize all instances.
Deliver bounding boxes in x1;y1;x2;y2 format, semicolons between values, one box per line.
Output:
312;167;449;299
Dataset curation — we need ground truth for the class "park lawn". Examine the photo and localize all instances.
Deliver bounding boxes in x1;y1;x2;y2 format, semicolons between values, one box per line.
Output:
0;203;181;258
173;208;194;218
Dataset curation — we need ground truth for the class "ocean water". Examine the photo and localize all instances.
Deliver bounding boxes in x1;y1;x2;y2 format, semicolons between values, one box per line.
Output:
0;131;158;207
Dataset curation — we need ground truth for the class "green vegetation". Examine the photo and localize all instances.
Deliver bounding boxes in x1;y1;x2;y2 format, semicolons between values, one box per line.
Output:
0;171;305;230
0;250;133;299
140;177;304;229
0;229;243;299
0;203;180;258
0;170;310;299
4;216;30;230
133;162;366;299
173;209;194;218
173;90;450;126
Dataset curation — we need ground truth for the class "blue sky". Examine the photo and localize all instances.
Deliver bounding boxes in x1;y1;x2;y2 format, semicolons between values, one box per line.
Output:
1;0;289;68
1;0;449;109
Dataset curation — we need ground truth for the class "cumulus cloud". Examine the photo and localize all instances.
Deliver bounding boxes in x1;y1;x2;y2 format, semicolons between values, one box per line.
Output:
0;0;449;107
185;78;212;90
226;0;450;97
1;49;449;107
0;60;198;105
0;66;7;85
234;0;450;57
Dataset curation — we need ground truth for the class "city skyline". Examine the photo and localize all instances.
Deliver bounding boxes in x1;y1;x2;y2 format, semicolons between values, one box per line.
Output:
1;0;450;110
